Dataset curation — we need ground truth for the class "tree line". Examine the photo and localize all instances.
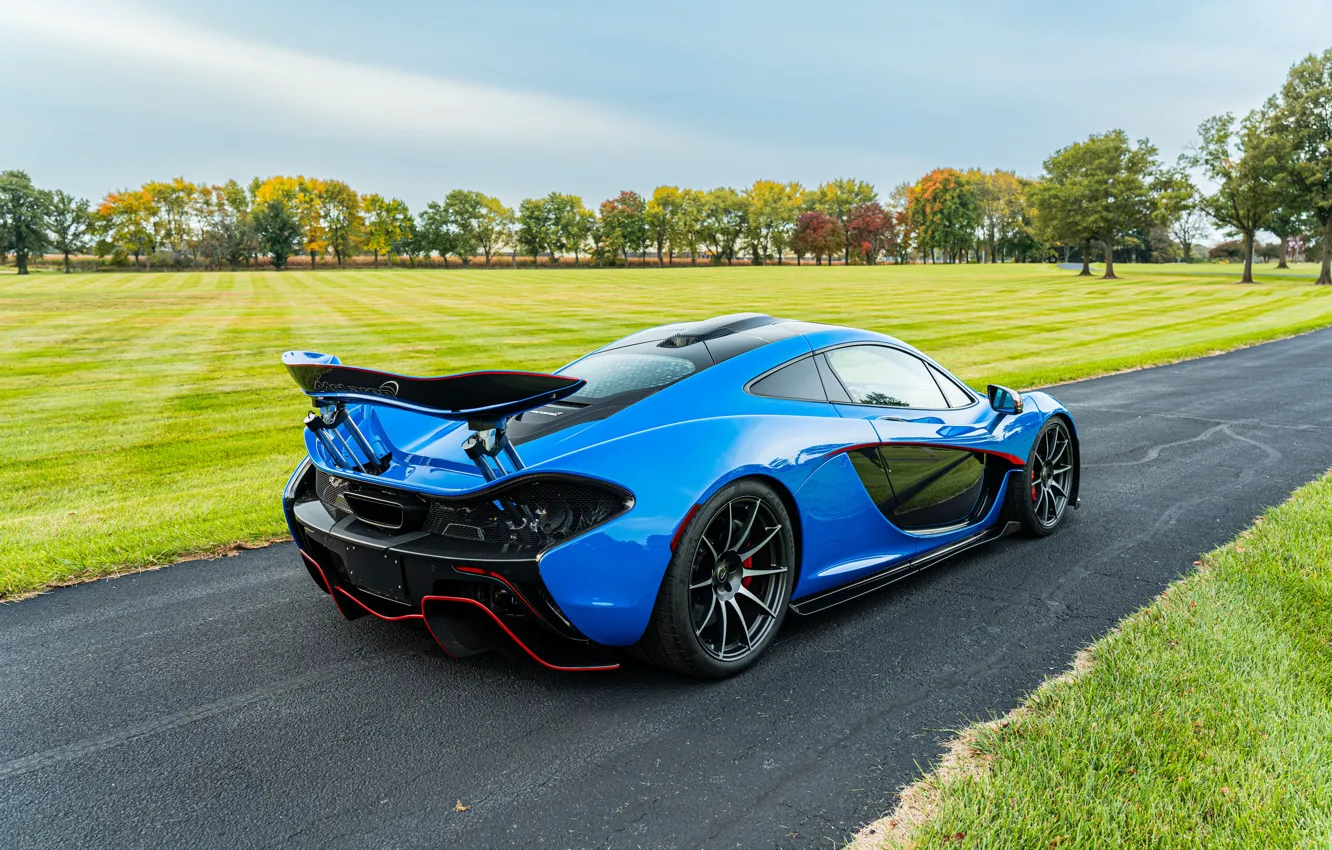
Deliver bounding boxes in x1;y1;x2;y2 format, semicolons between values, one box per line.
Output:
2;48;1331;282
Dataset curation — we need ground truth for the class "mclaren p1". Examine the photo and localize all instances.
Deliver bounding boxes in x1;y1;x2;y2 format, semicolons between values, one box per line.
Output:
281;313;1079;678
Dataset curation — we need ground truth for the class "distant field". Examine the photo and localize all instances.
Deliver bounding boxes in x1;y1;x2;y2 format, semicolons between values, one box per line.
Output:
4;262;1332;597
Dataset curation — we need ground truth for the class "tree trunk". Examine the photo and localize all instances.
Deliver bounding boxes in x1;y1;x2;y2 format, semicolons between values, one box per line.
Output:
373;252;379;268
16;251;28;274
1240;230;1256;284
1277;236;1289;269
1318;216;1332;285
1102;239;1117;280
63;251;72;273
1078;241;1091;276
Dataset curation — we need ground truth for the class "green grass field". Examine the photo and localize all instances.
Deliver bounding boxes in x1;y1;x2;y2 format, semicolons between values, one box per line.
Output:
884;468;1332;849
5;262;1332;598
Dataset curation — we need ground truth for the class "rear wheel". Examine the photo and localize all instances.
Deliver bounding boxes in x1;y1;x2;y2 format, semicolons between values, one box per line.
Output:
1007;417;1077;536
633;479;794;679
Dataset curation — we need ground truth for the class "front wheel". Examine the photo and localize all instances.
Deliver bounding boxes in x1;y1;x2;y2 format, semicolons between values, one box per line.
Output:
632;479;795;679
1007;416;1077;536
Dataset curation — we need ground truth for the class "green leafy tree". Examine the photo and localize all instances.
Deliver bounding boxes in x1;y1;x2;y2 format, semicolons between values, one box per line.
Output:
768;182;804;264
598;190;647;264
968;170;1025;262
673;188;706;264
1154;167;1208;264
295;178;328;267
1084;131;1160;278
0;170;50;275
393;212;423;266
440;189;488;266
547;194;594;266
1028;131;1159;278
46;190;90;273
143;177;198;264
517;197;555;264
252;198;302;269
1028;131;1156;279
1268;49;1332;284
319;180;362;266
645;185;680;266
1186;112;1282;283
386;199;415;266
743;179;803;265
811;178;876;263
700;187;747;264
417;201;457;267
474;195;514;266
196;181;257;270
362;194;400;267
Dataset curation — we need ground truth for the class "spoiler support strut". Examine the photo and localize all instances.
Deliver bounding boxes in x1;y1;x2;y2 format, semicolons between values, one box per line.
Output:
460;418;525;481
304;403;390;475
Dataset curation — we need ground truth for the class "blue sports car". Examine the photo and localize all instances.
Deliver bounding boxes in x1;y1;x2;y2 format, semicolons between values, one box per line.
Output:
281;313;1079;678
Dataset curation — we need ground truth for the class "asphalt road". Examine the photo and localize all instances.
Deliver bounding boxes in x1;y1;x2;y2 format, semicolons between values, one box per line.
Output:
5;329;1332;850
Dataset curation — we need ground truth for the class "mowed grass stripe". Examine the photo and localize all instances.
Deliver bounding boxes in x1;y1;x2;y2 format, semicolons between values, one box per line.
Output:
4;263;1332;597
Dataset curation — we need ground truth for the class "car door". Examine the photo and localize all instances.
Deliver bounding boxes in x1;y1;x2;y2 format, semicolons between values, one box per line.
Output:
820;344;990;533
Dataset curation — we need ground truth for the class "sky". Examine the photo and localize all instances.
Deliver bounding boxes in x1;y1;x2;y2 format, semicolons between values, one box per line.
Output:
3;0;1331;209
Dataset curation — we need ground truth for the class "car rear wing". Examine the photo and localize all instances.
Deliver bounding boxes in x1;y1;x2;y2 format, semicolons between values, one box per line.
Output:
282;351;585;480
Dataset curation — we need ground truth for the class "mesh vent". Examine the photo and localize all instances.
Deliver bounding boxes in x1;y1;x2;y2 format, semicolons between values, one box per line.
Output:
423;479;629;548
315;470;352;520
313;468;628;550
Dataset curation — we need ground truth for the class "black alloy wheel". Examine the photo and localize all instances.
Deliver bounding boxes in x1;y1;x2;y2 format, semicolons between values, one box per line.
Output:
1010;417;1077;536
633;479;795;678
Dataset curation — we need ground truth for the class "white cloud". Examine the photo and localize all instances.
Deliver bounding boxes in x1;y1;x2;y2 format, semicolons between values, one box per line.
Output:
1;0;688;153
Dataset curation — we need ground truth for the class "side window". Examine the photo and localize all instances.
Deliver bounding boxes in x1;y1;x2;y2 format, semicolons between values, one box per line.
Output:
824;346;949;409
928;364;974;408
749;356;827;402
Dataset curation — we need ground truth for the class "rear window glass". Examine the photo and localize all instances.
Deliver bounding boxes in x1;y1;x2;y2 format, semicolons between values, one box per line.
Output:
562;342;704;401
750;356;827;402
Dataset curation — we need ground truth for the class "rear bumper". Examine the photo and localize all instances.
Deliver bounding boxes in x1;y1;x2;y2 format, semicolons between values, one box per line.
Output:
284;462;621;671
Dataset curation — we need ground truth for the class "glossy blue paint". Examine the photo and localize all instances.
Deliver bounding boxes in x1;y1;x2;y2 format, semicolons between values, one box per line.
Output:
283;318;1077;647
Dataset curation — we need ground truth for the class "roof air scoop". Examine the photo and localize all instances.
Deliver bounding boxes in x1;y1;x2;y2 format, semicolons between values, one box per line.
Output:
656;313;777;348
281;351;585;481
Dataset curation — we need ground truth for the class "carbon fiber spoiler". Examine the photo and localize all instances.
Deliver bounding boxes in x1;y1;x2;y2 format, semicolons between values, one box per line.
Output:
282;351;585;480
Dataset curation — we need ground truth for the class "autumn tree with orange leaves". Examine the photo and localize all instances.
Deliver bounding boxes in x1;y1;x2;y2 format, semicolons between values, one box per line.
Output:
907;168;980;263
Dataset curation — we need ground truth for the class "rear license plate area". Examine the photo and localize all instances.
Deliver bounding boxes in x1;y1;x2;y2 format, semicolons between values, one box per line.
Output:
339;541;408;604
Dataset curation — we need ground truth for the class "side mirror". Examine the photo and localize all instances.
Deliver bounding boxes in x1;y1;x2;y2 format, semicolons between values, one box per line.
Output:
987;384;1023;415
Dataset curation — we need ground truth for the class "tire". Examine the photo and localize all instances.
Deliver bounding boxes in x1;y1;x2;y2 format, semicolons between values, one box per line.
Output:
632;479;796;679
1006;416;1078;537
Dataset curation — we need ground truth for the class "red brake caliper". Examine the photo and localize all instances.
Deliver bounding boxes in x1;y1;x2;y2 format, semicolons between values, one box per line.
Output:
742;556;753;588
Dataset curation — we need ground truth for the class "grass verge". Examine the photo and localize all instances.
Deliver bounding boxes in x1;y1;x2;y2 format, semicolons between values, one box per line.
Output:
6;262;1332;598
852;469;1332;849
